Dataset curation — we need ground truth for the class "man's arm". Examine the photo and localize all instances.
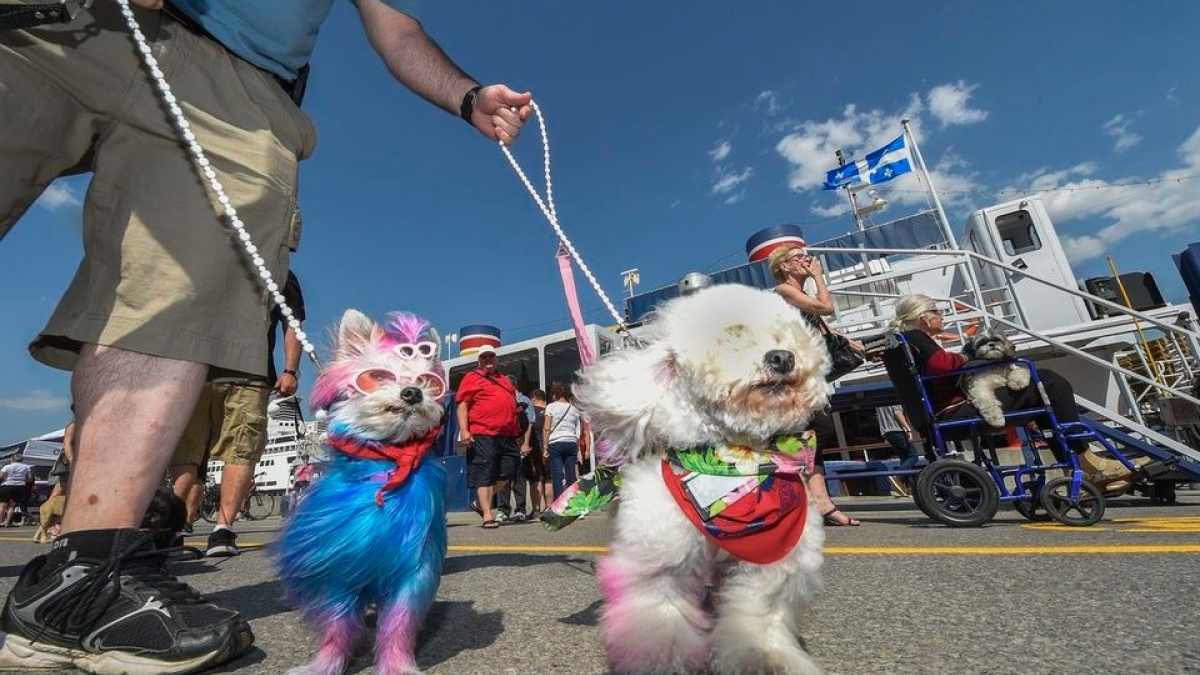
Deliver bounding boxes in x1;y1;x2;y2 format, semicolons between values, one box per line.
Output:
895;409;914;440
520;423;532;454
357;0;532;144
456;402;472;446
275;323;303;396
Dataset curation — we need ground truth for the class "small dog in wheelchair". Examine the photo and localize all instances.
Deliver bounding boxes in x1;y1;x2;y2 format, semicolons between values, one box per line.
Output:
960;331;1030;427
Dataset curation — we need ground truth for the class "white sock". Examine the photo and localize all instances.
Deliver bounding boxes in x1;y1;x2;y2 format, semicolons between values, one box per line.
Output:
212;524;232;534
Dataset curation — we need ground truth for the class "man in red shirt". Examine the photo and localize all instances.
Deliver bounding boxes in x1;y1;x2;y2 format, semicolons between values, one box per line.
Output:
456;346;521;528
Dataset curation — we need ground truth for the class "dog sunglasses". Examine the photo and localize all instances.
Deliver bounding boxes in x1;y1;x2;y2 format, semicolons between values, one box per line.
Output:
393;341;438;360
349;368;446;400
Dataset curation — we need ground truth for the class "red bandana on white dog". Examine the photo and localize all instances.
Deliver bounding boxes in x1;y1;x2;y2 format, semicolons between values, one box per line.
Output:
661;434;814;564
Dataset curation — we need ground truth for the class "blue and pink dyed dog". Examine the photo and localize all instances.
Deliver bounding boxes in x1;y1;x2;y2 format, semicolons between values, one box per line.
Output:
276;310;449;675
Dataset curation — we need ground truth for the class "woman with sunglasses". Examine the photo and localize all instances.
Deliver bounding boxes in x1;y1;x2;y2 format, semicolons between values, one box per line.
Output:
768;243;865;526
890;294;1135;490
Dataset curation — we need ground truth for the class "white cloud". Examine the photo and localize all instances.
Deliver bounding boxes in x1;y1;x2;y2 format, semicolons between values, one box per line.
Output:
1103;114;1141;153
1180;125;1200;165
711;167;753;195
709;139;732;163
0;390;69;412
1045;125;1200;263
775;95;924;193
927;81;989;128
1167;86;1180;105
808;202;847;218
772;84;989;219
35;181;83;212
755;90;780;116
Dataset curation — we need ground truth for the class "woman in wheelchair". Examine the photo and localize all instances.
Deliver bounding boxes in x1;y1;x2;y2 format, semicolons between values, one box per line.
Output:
889;294;1135;492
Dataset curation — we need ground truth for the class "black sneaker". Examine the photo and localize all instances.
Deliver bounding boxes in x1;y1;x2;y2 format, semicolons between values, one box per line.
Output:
0;529;253;674
204;529;239;558
511;510;528;522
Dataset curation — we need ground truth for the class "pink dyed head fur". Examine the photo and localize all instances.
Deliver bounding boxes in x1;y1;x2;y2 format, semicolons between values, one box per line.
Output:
312;309;446;443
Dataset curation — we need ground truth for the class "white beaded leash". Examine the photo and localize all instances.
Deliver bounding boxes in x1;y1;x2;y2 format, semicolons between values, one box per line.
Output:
118;0;625;355
498;103;628;330
115;0;319;365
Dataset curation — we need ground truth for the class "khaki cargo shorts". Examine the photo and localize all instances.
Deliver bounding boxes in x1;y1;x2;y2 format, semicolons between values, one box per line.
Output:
171;381;271;468
0;2;316;376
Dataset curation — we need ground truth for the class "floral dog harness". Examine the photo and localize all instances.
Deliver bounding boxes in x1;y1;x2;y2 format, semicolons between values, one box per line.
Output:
661;433;815;564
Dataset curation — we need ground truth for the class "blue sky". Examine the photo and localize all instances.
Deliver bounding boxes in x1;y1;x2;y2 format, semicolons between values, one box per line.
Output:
3;0;1200;443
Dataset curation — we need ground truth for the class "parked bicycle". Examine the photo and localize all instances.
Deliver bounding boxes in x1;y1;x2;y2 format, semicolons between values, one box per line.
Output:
200;472;276;522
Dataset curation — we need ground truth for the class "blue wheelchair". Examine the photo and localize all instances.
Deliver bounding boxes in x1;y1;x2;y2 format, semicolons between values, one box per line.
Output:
878;331;1168;527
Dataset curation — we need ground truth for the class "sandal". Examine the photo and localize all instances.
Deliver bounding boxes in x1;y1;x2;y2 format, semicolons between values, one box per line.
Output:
481;519;499;529
822;508;860;527
470;501;483;516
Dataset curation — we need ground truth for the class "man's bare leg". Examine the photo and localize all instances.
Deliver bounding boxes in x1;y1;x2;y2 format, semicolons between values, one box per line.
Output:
62;345;206;533
170;464;200;524
186;480;204;525
477;484;495;522
216;464;254;527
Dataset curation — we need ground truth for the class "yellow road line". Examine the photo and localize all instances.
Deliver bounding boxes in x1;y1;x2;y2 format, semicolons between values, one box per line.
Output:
2;539;1196;557
449;544;609;554
1022;516;1200;533
444;544;1200;556
823;545;1200;555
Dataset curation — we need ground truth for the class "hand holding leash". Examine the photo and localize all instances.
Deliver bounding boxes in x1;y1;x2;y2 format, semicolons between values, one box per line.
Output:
469;85;532;145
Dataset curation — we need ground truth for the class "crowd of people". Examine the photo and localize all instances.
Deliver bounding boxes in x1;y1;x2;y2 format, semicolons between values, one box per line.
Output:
457;345;589;528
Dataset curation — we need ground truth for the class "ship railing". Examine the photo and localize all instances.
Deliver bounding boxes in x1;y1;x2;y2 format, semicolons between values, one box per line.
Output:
807;245;1200;449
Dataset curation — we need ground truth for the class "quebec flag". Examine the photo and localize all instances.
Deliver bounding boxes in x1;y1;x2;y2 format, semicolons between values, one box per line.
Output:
822;134;913;190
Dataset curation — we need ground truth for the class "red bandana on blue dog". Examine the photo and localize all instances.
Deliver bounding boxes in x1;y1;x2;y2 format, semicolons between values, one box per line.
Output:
327;427;441;507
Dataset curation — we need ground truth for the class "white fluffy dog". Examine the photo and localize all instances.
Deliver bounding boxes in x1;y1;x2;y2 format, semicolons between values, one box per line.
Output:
575;284;833;675
960;331;1030;427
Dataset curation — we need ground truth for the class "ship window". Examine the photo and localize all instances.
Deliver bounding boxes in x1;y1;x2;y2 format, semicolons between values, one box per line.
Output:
544;339;583;392
448;364;474;392
496;348;540;394
996;210;1041;255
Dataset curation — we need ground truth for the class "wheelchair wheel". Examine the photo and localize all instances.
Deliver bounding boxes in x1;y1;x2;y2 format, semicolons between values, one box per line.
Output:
1040;477;1105;526
1012;476;1052;522
911;467;937;520
915;460;1000;528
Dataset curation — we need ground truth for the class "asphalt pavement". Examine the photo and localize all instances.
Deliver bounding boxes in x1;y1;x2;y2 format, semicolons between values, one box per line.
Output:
1;492;1198;674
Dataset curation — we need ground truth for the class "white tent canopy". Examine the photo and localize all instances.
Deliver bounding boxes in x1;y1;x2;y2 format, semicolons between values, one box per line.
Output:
0;427;65;466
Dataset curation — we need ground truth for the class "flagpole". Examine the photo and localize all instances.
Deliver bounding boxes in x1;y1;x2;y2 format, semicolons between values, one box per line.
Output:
901;118;959;249
835;150;883;321
835;149;867;233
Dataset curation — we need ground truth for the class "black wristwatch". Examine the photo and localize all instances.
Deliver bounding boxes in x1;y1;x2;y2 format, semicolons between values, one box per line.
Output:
283;368;300;379
459;84;483;124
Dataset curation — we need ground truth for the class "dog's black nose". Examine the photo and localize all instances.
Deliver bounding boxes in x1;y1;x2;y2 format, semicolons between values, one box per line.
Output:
400;387;424;404
764;350;795;374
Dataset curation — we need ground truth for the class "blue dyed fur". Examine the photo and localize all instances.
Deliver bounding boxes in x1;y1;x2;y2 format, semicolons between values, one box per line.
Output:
275;452;446;625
